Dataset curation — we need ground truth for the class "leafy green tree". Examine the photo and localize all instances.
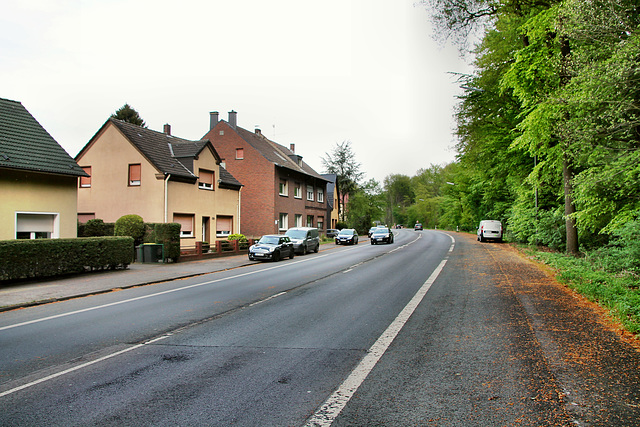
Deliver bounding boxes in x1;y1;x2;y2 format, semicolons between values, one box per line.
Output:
345;179;385;234
111;103;147;127
321;141;364;222
383;174;415;226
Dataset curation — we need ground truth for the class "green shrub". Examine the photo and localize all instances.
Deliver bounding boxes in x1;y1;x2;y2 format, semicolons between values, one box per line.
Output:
227;233;247;242
0;237;134;282
115;214;145;245
145;223;181;262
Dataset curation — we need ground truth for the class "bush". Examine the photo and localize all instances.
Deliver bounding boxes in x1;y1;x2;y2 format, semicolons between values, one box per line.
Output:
0;237;134;282
227;233;247;242
115;214;145;245
145;223;181;262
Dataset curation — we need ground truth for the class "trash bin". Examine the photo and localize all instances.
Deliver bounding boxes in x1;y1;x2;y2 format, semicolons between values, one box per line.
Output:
138;243;164;263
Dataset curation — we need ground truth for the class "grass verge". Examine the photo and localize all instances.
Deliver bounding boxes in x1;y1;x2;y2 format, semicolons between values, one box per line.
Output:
525;248;640;336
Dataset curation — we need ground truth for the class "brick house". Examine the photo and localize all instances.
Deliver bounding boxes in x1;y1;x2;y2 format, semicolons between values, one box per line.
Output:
202;111;329;237
0;97;88;240
75;118;242;247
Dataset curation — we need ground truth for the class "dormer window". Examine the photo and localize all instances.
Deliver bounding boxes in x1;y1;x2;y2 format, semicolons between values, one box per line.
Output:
199;169;214;190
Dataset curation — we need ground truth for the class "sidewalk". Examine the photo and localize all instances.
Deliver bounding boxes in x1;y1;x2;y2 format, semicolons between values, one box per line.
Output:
0;254;254;312
0;241;348;312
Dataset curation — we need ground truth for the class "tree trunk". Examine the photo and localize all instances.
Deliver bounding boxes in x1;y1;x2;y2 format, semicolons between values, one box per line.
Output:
563;154;579;255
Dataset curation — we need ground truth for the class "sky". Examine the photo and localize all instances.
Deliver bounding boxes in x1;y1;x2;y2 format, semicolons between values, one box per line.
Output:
1;0;472;184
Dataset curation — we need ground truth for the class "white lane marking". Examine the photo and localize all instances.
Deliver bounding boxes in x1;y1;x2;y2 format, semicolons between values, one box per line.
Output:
0;254;333;332
248;292;286;307
0;335;171;398
305;259;448;427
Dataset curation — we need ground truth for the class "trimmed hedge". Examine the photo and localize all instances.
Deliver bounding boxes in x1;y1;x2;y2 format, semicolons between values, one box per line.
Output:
145;223;181;262
0;237;134;282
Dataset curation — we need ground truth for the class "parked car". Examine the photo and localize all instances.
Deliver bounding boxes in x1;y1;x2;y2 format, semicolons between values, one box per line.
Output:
335;229;359;245
414;223;423;231
371;227;394;244
368;226;379;238
284;227;320;254
477;220;503;242
248;235;295;261
325;229;339;238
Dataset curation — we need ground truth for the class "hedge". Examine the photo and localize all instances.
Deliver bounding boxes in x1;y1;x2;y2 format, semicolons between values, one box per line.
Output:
0;237;134;282
145;223;181;262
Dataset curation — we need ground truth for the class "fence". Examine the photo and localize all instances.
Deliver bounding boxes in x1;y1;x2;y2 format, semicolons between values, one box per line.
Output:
179;239;255;262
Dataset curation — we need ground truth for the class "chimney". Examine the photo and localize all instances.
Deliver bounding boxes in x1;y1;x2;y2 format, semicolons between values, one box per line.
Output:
163;123;171;135
228;110;237;129
290;143;295;153
255;128;262;135
210;111;219;130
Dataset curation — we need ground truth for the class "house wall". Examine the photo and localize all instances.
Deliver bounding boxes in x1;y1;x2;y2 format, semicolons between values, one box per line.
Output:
204;122;275;237
0;169;79;240
167;147;240;245
76;123;165;223
273;168;328;231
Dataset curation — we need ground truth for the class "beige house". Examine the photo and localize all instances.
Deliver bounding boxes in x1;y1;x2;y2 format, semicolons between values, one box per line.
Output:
0;97;88;240
75;119;242;247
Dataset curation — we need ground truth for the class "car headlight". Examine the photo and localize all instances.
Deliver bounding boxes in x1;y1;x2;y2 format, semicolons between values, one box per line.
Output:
268;246;276;252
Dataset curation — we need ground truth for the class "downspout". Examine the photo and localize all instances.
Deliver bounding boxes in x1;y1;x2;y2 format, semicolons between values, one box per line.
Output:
164;174;171;223
237;187;242;234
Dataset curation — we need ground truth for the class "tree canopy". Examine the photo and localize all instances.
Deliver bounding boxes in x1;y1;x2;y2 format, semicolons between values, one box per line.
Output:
111;103;147;127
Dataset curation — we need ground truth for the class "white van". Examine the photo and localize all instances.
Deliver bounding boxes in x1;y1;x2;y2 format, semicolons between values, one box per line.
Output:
284;227;320;254
477;220;503;242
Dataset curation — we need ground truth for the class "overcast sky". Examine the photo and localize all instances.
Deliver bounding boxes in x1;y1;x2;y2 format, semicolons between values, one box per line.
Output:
1;0;472;184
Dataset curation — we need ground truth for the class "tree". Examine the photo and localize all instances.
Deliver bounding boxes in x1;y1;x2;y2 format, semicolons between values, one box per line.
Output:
383;174;415;226
321;141;364;222
345;179;385;234
111;103;147;127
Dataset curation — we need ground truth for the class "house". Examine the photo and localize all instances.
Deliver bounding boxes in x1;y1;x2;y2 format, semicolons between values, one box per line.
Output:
75;118;242;246
0;97;89;240
322;173;339;229
202;111;329;237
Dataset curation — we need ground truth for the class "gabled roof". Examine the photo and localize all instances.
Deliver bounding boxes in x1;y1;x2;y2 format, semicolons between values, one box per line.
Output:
233;125;329;182
0;97;88;177
79;118;241;189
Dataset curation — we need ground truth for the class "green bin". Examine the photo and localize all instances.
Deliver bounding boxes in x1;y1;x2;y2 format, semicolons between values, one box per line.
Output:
138;243;164;263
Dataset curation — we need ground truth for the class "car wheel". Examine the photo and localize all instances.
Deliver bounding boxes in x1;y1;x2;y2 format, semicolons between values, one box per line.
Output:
314;244;319;253
303;244;308;255
290;250;295;259
273;251;280;262
479;235;484;242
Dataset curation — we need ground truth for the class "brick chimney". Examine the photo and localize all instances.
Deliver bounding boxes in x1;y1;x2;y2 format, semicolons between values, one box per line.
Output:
210;111;219;130
163;123;171;135
255;127;262;135
228;110;237;129
290;143;295;153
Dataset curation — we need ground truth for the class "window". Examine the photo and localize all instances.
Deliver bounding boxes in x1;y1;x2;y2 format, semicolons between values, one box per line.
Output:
317;217;324;230
199;169;214;190
306;185;314;201
216;215;233;237
236;148;244;159
128;164;141;186
278;213;288;231
78;213;95;223
295;214;303;227
173;214;194;238
317;188;324;203
279;179;288;196
16;213;57;239
80;167;91;188
294;183;302;199
306;215;313;227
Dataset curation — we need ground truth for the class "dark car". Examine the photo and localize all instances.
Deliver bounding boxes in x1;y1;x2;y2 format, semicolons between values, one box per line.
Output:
335;229;359;245
371;227;394;244
368;226;379;238
325;229;339;239
414;223;423;231
285;227;320;254
248;235;295;261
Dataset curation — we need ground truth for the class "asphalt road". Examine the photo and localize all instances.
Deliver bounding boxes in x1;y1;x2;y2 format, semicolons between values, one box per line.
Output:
0;229;638;426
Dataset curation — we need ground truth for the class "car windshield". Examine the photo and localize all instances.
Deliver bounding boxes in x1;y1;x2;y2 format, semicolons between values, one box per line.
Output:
374;228;388;233
258;236;279;245
338;230;354;236
285;230;306;239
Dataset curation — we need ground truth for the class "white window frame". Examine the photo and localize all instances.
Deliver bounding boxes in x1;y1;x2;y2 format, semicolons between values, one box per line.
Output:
295;214;303;227
294;183;302;199
15;211;60;239
306;185;314;201
317;188;324;203
278;213;288;231
279;179;288;196
198;169;215;190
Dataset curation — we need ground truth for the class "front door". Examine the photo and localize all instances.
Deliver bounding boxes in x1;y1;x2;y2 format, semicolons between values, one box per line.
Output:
202;217;210;243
